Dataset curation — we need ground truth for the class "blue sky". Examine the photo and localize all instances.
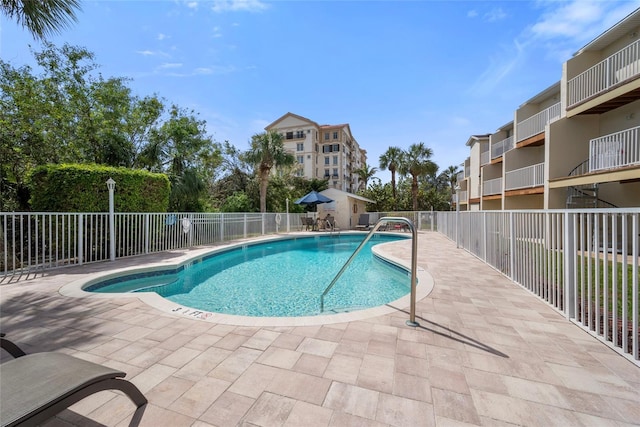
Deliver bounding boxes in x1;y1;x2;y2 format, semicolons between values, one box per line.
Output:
2;0;640;183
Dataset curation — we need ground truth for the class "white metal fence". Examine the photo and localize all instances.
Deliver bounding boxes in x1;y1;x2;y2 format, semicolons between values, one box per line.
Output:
568;39;640;107
0;212;294;277
590;125;640;172
2;209;638;364
437;209;639;365
516;102;561;142
505;162;545;190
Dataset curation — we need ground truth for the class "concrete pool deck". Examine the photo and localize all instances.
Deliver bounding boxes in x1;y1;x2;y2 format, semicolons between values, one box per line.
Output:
1;231;639;426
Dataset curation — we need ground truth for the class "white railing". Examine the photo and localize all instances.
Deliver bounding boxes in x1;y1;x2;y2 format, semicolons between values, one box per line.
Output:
456;171;465;183
436;209;640;365
516;102;561;142
465;165;470;177
590;126;640;172
1;212;292;276
483;177;502;196
459;190;468;203
491;136;514;159
568;39;640;107
480;150;490;166
505;162;544;190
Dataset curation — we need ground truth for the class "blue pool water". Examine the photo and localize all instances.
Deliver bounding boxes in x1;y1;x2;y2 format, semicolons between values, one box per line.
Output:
87;234;411;317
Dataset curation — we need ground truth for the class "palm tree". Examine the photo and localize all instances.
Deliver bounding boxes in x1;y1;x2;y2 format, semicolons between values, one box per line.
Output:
244;130;295;213
354;162;378;190
379;146;403;209
399;142;437;211
1;0;81;40
439;165;461;209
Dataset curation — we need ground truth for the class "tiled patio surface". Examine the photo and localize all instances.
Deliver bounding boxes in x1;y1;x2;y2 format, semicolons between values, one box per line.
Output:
1;231;639;426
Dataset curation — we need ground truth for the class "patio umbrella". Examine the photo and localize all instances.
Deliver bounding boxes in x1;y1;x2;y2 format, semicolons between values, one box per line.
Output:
294;190;333;211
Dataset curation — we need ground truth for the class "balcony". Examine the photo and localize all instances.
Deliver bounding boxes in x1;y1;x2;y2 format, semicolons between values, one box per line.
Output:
480;150;490;166
516;103;561;142
505;162;544;190
458;190;468;203
590;125;640;172
491;136;514;159
568;39;640;108
483;177;503;196
456;171;464;183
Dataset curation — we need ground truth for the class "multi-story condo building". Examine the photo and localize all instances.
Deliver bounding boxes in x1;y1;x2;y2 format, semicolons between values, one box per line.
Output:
265;113;367;193
457;8;640;210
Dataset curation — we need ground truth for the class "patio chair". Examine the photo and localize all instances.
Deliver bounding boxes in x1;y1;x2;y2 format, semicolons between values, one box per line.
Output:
355;213;370;230
0;333;147;427
325;216;339;232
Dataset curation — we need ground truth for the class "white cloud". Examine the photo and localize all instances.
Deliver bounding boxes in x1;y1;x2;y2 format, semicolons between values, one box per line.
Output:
157;33;168;41
211;0;269;13
136;50;171;57
467;10;478;18
484;7;507;22
159;62;183;69
187;1;198;9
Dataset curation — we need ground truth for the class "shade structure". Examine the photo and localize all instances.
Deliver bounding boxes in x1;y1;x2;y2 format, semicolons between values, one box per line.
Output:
294;191;333;210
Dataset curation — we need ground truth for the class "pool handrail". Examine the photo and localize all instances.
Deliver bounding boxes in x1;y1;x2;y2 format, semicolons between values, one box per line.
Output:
320;216;420;327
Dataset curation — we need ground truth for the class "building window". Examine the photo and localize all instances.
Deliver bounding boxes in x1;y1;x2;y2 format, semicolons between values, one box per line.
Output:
296;143;304;151
333;131;338;140
324;157;330;165
297;155;304;164
323;145;333;153
324;132;330;140
286;132;293;140
296;130;305;138
315;143;319;152
333;144;340;152
324;169;330;177
332;168;338;177
333;155;338;165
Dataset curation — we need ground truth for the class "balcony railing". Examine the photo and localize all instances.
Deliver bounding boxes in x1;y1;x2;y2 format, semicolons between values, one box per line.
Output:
456;171;464;183
590;125;640;172
483;177;502;196
458;190;468;203
480;150;490;166
568;39;640;107
491;136;514;159
465;166;470;177
516;102;561;142
505;162;544;190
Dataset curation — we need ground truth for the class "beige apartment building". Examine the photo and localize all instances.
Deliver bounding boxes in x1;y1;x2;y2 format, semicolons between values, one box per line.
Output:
457;8;640;210
265;113;367;193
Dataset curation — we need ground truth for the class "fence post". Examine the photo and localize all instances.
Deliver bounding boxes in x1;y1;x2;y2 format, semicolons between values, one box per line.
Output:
262;213;265;235
243;214;247;239
144;214;150;254
106;178;116;261
220;213;225;242
77;213;84;266
564;211;576;319
509;212;515;281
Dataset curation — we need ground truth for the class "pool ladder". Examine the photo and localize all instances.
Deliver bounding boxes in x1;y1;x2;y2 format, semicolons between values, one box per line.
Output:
320;217;420;327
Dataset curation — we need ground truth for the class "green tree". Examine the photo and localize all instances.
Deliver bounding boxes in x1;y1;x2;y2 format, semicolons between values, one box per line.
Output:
379;146;403;208
354;162;378;190
243;130;295;213
146;105;221;211
399;142;437;211
1;0;81;40
439;164;461;210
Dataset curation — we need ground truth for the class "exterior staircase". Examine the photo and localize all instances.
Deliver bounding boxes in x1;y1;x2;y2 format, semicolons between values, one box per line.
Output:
565;160;617;209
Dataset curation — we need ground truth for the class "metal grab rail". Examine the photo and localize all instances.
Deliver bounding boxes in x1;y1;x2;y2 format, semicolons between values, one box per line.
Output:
319;217;420;327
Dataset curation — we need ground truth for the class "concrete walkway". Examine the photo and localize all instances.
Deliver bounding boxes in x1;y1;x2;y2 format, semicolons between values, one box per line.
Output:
1;231;638;426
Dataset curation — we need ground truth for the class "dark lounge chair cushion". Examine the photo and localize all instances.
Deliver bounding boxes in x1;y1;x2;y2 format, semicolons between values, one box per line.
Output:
1;352;144;427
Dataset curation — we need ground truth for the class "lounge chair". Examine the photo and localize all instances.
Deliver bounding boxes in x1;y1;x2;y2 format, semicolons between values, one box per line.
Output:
355;214;370;230
0;333;147;427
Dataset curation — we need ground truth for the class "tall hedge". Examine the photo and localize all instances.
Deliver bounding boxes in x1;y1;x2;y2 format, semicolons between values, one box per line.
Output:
28;164;170;212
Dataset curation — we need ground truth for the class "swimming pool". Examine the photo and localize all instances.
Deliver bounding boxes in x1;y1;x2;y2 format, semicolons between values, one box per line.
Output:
85;234;411;317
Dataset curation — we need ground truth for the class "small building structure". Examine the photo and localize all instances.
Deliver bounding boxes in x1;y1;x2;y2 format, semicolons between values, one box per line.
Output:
316;188;374;229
